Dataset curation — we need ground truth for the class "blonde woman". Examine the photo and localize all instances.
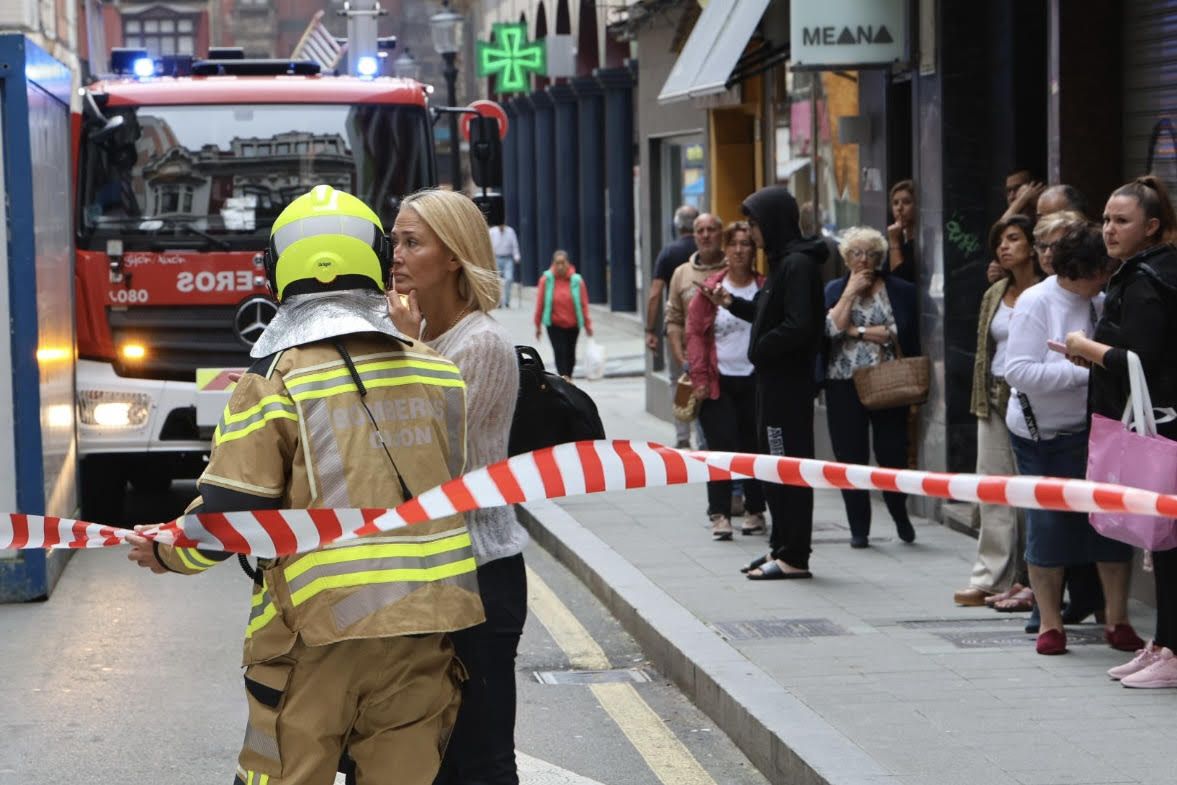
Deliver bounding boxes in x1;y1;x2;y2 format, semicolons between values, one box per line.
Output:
386;189;527;785
822;226;919;548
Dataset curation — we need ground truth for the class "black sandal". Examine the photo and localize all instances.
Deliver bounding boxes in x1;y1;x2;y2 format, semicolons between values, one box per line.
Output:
739;554;772;574
746;561;813;581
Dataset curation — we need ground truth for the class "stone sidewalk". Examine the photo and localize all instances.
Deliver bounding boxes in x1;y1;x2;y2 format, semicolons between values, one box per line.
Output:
491;298;1168;785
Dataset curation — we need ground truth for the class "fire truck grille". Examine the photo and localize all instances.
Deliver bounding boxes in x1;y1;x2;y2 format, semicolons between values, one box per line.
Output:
109;306;256;382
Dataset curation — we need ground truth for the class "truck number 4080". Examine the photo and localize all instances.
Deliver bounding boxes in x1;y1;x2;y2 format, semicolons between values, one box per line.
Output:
109;288;150;304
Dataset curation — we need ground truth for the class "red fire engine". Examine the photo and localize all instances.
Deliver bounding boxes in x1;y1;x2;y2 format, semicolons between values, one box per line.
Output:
75;50;502;521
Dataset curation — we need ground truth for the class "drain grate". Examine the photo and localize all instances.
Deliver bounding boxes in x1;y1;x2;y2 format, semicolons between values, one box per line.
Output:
934;629;1104;649
534;668;652;685
713;618;849;641
897;617;1030;629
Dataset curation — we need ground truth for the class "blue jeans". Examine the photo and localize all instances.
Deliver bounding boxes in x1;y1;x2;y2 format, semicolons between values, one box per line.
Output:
1009;430;1133;567
496;255;514;307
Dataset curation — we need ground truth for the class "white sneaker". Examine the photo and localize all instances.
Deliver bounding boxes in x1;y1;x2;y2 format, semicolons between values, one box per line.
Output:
1108;641;1161;680
1121;647;1177;688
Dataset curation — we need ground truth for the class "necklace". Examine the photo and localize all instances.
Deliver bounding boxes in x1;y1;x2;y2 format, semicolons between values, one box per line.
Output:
427;306;471;340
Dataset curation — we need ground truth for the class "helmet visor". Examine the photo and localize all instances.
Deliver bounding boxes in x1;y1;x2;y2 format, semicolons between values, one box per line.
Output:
271;214;383;259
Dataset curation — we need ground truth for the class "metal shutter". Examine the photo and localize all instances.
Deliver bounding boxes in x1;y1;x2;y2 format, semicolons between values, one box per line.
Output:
1123;0;1177;190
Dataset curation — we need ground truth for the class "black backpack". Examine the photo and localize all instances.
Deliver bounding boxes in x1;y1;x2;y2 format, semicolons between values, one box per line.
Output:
508;345;606;456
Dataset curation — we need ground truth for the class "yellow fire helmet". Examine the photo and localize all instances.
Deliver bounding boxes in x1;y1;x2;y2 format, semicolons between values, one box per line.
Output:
263;185;391;302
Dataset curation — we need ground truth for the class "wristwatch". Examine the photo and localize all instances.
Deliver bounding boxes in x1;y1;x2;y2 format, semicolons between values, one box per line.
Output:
856;326;866;338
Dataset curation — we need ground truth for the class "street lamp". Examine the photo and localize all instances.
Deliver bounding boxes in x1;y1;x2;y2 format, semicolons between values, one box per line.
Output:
430;0;464;188
392;48;419;80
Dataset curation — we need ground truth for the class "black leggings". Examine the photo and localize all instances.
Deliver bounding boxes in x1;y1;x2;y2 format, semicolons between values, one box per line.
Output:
698;374;764;517
824;379;912;538
434;554;528;785
547;325;579;378
1154;547;1177;650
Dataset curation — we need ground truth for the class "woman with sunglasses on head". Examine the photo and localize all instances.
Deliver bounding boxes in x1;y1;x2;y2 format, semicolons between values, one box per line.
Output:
821;226;919;548
1066;176;1177;686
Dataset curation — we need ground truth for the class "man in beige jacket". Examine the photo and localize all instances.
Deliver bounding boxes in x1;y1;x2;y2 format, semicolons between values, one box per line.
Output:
665;213;726;375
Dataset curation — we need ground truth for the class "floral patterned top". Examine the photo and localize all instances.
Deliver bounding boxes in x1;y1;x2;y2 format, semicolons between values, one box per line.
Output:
824;286;899;380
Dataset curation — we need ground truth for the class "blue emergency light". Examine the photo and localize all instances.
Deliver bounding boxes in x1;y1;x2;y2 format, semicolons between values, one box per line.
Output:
110;47;153;77
357;55;380;77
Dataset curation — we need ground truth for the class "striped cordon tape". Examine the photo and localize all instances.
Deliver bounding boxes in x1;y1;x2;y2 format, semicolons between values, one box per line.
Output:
1;440;1174;556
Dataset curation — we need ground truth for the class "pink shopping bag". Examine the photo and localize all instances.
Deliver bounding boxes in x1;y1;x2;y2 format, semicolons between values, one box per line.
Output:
1087;351;1177;551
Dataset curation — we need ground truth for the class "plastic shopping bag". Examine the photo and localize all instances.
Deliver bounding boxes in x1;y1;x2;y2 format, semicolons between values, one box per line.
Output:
583;338;607;381
1087;351;1177;551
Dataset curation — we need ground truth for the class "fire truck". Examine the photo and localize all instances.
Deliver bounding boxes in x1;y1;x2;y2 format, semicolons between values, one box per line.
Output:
75;48;503;521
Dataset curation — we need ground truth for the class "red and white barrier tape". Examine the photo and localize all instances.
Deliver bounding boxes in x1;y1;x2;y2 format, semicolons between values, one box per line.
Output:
1;440;1174;557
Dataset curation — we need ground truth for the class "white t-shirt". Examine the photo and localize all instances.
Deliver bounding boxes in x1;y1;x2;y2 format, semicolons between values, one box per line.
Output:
989;300;1014;378
715;277;758;377
489;225;520;260
1004;276;1102;440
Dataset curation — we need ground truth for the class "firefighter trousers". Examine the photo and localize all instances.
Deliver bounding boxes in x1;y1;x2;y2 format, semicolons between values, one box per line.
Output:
235;633;463;785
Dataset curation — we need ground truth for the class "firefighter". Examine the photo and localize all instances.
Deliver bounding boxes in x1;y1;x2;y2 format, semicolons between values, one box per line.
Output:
127;184;484;785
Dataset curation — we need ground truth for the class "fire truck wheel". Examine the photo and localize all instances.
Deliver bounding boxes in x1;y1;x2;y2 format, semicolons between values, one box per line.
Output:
80;456;128;527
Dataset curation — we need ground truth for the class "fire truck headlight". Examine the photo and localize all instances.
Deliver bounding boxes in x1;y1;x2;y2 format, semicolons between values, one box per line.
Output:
78;391;151;428
357;56;379;77
132;58;155;78
120;343;148;361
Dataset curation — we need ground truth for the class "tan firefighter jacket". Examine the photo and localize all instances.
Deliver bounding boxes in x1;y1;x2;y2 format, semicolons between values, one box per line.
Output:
154;332;485;664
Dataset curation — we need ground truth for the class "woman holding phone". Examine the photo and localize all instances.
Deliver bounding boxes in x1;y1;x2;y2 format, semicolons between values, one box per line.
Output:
1065;176;1177;686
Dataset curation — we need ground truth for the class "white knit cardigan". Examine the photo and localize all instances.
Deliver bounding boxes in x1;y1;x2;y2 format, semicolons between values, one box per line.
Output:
426;311;529;565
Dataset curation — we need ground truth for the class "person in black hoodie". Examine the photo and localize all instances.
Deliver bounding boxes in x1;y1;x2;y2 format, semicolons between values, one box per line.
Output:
700;185;828;579
1065;175;1177;685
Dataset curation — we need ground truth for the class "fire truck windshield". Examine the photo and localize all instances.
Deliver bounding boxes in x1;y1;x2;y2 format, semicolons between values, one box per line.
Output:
79;103;434;250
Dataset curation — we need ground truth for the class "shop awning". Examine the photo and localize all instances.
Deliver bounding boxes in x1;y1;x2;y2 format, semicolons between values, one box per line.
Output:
657;0;773;104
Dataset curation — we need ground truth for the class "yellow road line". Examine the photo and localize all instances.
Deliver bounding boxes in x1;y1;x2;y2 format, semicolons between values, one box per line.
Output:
526;566;719;785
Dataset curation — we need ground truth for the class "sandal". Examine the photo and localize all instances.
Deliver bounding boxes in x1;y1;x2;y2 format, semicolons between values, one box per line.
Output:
994;587;1035;613
746;560;812;581
740;554;772;574
984;582;1025;607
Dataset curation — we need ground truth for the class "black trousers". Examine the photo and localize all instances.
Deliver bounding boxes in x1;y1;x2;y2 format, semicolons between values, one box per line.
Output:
824;379;912;539
434;553;528;785
698;374;765;517
758;377;815;570
546;325;579;378
1153;547;1177;649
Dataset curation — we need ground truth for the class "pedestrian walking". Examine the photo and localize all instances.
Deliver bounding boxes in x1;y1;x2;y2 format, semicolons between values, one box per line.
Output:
126;185;483;785
534;250;593;380
700;185;827;581
386;188;531;780
822;227;919;548
646;205;699;448
686;220;766;541
489;221;520;307
1065;175;1177;686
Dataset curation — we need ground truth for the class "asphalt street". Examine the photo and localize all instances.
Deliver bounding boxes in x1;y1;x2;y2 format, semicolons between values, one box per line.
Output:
0;480;768;785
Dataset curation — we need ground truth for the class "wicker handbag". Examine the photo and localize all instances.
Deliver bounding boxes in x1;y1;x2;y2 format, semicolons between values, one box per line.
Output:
672;372;702;422
852;338;930;411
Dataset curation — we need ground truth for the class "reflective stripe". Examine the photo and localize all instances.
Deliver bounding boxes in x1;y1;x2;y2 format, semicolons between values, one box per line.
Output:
284;359;464;402
245;589;279;639
444;387;466;478
214;395;299;446
302;398;350;508
174;546;216;572
284;531;473;589
272;214;379;257
289;557;479;606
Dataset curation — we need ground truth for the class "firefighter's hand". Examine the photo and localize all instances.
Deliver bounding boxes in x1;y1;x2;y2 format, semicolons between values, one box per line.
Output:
387;284;423;339
126;527;168;574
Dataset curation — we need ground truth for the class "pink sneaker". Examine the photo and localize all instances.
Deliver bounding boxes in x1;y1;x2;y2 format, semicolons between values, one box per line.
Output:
1107;641;1161;680
1121;647;1177;689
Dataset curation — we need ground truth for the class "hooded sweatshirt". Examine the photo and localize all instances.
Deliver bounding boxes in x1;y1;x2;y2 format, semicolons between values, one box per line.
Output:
1089;242;1177;438
728;186;828;385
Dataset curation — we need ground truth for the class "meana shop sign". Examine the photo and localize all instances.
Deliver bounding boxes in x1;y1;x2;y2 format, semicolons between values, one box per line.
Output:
790;0;908;70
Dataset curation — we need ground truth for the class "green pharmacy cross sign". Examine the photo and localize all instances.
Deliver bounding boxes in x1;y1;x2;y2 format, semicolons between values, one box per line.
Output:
476;22;546;94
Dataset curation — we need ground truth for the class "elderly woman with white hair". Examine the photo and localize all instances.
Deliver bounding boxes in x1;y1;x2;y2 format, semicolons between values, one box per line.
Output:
821;226;920;548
